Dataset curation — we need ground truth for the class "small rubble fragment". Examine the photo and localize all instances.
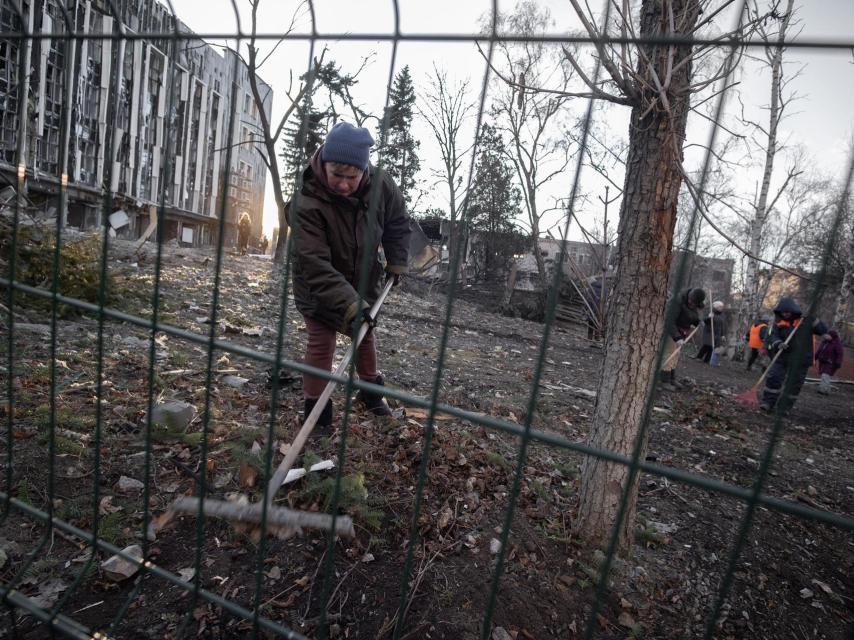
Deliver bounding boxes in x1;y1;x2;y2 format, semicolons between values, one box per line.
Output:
101;545;144;582
149;401;196;431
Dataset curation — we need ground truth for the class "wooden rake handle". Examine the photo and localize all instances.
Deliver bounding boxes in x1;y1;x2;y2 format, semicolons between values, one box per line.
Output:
266;278;395;505
750;321;800;391
662;322;702;368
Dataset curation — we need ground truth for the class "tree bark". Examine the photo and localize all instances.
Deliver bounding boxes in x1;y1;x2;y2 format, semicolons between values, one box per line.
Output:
834;228;854;339
743;0;795;320
577;0;701;554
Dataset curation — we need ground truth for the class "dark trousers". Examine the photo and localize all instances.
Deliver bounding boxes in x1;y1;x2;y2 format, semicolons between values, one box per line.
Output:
761;359;810;412
696;344;713;363
746;348;760;370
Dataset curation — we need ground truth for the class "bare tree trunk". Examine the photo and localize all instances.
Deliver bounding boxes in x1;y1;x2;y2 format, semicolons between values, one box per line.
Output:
273;200;288;261
834;269;852;337
530;203;547;292
834;231;854;338
577;0;701;554
743;0;795;319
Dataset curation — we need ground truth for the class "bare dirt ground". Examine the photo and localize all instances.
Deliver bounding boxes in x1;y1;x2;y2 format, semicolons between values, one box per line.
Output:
1;244;852;639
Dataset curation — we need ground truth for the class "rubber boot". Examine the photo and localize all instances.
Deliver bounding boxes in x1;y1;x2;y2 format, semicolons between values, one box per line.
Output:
669;370;683;390
358;374;393;417
303;398;333;436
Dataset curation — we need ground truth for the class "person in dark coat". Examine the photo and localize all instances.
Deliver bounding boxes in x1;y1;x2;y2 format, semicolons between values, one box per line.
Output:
696;300;726;363
760;297;827;413
661;287;705;387
290;122;410;431
237;211;252;255
745;317;769;372
815;328;844;395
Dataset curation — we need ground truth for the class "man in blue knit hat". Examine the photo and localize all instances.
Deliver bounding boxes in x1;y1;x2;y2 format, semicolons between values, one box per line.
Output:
289;122;411;433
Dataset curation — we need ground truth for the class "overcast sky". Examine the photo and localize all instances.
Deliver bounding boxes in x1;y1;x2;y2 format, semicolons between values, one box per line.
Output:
168;0;854;242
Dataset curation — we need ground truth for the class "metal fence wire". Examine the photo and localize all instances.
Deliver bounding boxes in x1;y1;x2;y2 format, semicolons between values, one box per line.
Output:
1;0;853;638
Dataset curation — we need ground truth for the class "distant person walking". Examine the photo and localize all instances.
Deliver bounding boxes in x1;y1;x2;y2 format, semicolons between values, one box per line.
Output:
760;297;827;414
237;211;252;255
815;328;844;395
745;317;769;372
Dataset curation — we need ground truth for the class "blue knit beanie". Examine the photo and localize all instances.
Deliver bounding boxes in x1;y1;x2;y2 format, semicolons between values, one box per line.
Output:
321;122;374;171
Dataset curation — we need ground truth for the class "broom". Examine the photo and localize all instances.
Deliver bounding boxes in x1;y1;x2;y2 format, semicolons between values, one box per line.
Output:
734;321;799;409
661;323;702;369
709;291;720;367
168;279;396;539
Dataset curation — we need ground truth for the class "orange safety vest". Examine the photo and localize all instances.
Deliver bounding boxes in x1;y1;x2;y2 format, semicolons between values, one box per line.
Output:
748;323;767;349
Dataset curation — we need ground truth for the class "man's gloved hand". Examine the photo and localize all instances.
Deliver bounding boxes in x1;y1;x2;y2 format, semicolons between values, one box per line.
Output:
386;271;401;287
675;339;685;347
773;340;789;351
351;307;376;337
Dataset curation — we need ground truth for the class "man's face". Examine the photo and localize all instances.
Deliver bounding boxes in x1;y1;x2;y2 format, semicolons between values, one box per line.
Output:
325;163;364;197
781;311;793;320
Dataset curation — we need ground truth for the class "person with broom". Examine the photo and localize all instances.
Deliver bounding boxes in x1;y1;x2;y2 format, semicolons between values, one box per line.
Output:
289;122;410;433
759;297;827;413
661;287;706;388
696;300;726;364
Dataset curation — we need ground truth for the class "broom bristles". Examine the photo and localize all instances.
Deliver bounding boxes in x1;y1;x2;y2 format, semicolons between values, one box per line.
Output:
735;388;760;408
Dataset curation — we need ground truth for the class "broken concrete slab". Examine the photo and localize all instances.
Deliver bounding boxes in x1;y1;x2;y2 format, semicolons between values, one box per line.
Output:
492;627;513;640
109;210;129;229
101;544;143;581
123;336;148;348
115;475;145;492
221;375;249;389
282;459;335;485
13;323;51;335
149;401;196;431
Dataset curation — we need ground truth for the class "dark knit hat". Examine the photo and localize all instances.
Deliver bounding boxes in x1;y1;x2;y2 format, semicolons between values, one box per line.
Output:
321;122;374;170
688;288;706;308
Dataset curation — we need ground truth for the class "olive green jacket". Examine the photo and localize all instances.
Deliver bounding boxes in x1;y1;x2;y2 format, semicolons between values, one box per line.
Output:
289;159;410;332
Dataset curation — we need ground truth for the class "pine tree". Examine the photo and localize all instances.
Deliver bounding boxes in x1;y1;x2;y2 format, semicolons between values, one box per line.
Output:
377;66;420;207
280;106;326;190
468;124;523;279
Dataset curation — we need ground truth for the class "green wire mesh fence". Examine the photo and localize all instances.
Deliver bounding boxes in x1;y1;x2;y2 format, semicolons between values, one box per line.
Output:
1;0;853;638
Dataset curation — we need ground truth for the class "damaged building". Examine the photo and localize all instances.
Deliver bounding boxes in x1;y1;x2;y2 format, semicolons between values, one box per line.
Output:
504;238;734;328
0;0;271;247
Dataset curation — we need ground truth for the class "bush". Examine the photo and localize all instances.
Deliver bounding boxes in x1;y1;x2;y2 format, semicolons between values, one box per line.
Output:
0;216;113;315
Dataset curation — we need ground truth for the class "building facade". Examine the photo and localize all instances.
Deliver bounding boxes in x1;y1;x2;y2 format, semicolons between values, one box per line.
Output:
0;0;271;247
512;238;611;292
670;250;735;304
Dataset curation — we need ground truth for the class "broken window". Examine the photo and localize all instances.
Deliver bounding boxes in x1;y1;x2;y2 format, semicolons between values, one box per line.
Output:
35;1;69;175
0;12;20;164
183;80;202;208
139;48;164;201
202;92;220;214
